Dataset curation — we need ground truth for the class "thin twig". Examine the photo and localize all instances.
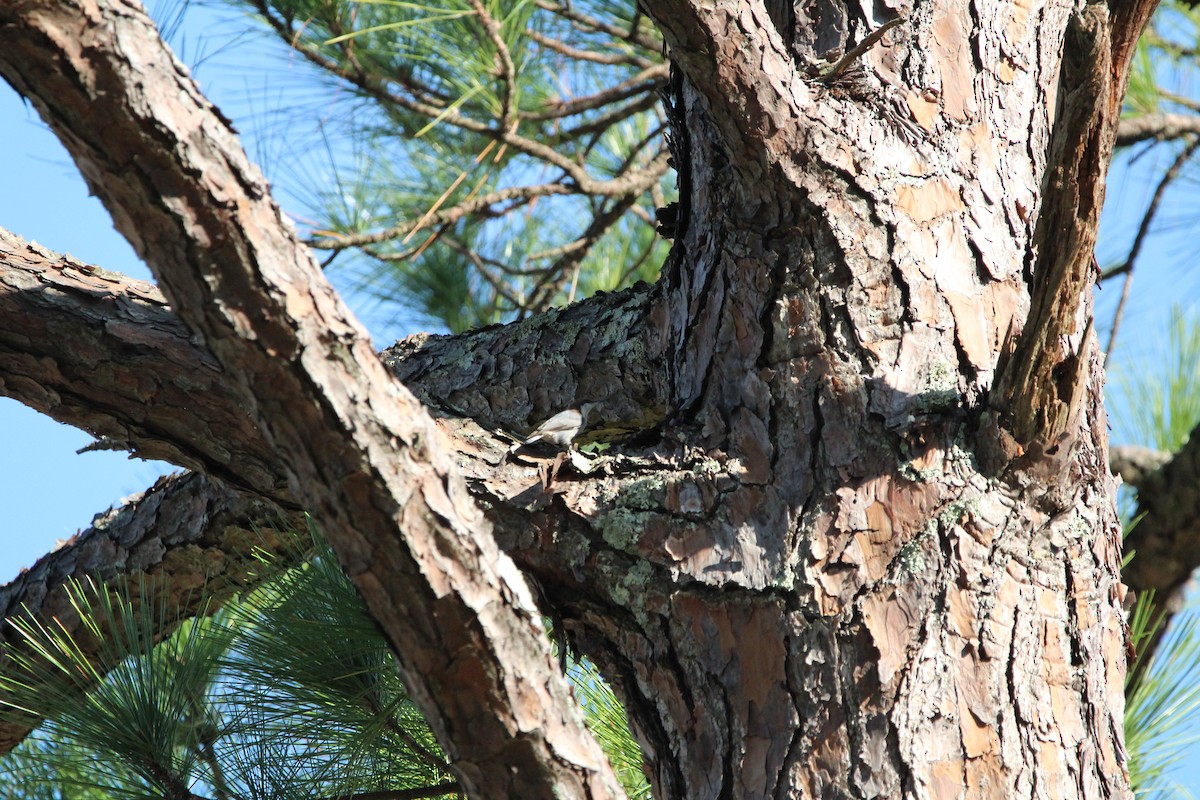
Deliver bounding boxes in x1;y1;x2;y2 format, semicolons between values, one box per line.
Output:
534;0;662;51
525;192;643;310
815;17;906;83
524;27;653;67
307;182;575;251
617;235;659;285
404;140;498;245
470;0;518;135
1100;261;1128;281
610;125;669;176
326;782;462;800
251;1;627;192
520;63;667;122
445;238;531;311
556;91;665;142
361;241;425;263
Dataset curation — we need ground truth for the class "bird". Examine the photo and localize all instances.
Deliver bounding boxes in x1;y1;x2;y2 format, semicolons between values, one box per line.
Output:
517;402;598;450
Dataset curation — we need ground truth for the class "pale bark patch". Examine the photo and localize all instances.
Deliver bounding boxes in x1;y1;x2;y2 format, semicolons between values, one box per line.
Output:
861;589;918;685
931;758;967;798
958;700;998;759
896;178;965;224
931;0;977;121
906;90;942;131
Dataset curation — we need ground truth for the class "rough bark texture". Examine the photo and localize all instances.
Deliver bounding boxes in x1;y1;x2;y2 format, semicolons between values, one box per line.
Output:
0;472;295;754
0;0;1165;797
1121;422;1200;675
0;3;623;799
0;230;282;494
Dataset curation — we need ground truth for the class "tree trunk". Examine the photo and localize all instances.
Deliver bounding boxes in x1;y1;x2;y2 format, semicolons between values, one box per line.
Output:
541;0;1142;794
0;0;1160;797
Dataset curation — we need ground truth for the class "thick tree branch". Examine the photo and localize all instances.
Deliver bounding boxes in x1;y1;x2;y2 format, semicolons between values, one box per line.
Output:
0;232;667;473
26;151;1200;763
0;3;621;798
0;233;673;756
1121;427;1200;694
636;0;802;170
1116;111;1200;146
1123;424;1200;633
0;230;285;497
991;0;1158;452
1110;444;1171;487
0;471;296;755
992;3;1114;451
0;0;1156;795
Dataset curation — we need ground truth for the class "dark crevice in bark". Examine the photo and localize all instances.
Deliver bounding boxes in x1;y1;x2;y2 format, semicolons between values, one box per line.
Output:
1005;601;1021;731
715;689;736;800
661;64;693;244
682;255;730;416
847;629;873;796
1063;553;1087;671
599;638;680;796
756;247;789;374
642;623;697;795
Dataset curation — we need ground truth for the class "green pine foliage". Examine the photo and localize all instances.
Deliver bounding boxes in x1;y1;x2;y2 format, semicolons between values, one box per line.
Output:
0;533;650;800
1126;0;1200;121
570;659;651;800
10;0;1200;796
231;0;672;332
0;579;233;798
1108;308;1200;797
1110;306;1200;454
1126;602;1200;800
0;0;667;793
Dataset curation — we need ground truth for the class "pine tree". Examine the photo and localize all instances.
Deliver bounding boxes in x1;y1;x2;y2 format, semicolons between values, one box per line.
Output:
10;0;1200;797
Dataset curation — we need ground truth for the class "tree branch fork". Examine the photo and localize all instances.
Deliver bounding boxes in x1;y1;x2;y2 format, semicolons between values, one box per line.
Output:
0;2;627;797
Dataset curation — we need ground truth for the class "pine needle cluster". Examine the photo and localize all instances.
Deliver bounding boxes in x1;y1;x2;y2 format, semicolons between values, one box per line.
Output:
0;533;650;799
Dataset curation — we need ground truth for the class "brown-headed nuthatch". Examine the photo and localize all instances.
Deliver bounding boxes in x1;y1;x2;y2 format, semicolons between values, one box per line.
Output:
519;402;598;449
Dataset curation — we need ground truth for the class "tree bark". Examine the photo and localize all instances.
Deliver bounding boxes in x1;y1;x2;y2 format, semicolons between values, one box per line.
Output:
0;0;1163;797
0;471;295;754
1120;421;1200;680
0;3;623;799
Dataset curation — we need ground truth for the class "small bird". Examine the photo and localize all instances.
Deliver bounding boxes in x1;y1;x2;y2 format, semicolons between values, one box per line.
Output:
518;402;598;449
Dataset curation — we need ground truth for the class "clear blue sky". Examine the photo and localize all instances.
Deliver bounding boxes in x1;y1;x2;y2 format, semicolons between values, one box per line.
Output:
1;0;1199;791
